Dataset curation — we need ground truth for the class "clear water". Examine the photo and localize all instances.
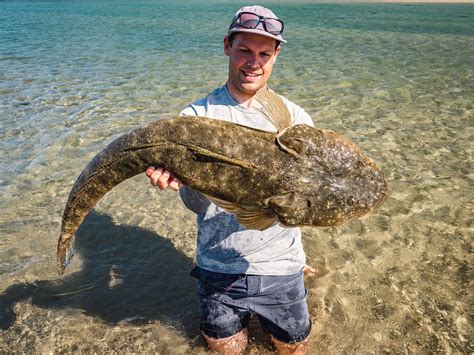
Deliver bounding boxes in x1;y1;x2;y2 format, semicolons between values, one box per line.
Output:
0;0;472;352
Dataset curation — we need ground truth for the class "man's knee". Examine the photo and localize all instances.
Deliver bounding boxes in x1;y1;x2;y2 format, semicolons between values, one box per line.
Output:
202;328;249;355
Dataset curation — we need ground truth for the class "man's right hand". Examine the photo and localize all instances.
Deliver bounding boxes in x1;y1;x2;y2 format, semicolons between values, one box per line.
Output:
146;166;182;191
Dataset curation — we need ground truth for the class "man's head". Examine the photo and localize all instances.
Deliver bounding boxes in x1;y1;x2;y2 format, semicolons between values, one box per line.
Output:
224;6;285;102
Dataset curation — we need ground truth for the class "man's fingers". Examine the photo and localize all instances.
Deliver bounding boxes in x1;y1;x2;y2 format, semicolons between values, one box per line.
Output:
169;177;181;191
146;167;182;191
145;166;156;177
149;168;163;186
156;170;171;190
303;264;316;278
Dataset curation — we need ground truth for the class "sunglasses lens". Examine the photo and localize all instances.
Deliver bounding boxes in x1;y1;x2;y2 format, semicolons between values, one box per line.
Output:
230;12;284;36
265;18;283;34
238;13;261;29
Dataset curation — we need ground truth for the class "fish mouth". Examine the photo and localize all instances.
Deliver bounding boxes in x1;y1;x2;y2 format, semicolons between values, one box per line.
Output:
372;180;389;209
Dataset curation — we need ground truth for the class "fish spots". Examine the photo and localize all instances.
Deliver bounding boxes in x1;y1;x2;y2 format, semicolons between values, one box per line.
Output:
58;116;387;273
346;196;359;206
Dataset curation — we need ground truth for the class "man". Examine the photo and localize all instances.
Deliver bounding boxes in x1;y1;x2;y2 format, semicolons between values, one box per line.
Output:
146;6;314;354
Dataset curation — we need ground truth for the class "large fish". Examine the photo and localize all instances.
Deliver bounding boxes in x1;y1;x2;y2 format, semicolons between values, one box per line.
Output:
57;90;388;275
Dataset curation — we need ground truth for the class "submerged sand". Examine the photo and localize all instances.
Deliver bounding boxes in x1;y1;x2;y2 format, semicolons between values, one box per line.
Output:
1;0;472;352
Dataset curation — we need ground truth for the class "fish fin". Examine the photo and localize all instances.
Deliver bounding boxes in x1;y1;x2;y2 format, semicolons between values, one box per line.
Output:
186;144;260;170
57;232;75;275
205;195;278;231
255;88;292;132
235;208;279;230
275;124;315;157
268;192;309;227
275;127;301;158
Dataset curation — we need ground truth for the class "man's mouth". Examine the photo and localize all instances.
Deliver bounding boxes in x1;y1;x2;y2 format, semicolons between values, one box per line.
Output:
241;70;261;78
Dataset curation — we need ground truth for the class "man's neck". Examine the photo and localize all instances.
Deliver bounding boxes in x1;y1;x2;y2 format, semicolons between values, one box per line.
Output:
225;83;263;109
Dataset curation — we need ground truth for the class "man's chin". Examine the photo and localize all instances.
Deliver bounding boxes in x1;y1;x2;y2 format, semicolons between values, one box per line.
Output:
239;82;264;94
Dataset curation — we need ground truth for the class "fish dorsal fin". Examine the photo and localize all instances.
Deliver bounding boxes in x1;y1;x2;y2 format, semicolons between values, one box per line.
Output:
205;194;278;231
254;88;292;132
185;144;261;170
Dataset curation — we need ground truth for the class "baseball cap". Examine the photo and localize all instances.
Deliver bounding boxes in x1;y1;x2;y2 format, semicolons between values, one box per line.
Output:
228;5;287;44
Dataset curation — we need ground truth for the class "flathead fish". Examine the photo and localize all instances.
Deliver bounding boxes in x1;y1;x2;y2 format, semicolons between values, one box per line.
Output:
57;90;388;275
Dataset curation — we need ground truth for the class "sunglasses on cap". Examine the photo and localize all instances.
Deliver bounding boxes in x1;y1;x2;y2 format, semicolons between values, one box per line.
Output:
229;12;285;36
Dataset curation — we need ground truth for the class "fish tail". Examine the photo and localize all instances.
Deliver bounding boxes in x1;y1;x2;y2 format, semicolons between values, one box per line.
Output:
57;232;75;275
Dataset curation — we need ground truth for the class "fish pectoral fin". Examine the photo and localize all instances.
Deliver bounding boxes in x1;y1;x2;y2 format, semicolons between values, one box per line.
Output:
186;144;260;170
268;192;309;227
205;195;278;231
235;208;279;231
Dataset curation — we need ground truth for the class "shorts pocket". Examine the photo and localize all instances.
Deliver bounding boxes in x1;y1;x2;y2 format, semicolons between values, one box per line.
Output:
259;271;305;303
191;266;244;291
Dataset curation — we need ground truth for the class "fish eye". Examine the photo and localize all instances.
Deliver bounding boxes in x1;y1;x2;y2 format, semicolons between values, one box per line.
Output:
346;196;358;206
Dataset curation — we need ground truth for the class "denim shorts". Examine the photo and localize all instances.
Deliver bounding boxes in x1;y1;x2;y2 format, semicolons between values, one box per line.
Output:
190;266;311;344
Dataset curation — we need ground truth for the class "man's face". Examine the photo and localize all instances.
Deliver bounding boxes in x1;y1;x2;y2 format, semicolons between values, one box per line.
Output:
224;32;280;98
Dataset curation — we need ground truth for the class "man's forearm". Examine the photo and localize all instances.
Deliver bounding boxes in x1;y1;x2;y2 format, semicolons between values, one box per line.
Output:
179;186;211;214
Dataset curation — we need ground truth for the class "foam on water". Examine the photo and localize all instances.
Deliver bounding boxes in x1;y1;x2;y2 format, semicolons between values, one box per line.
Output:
0;0;472;352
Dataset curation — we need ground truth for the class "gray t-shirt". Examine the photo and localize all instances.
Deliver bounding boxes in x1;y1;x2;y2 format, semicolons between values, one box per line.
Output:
179;85;314;275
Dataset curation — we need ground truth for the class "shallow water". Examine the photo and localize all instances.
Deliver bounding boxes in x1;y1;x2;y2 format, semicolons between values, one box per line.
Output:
0;0;473;352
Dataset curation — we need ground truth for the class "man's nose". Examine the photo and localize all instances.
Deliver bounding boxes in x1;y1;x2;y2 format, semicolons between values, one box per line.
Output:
246;54;259;67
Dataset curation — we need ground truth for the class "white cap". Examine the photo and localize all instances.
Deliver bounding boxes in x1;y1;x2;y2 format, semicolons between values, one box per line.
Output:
228;5;286;44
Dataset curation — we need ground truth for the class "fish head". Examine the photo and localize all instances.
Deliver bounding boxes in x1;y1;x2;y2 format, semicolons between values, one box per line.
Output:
277;124;388;226
295;164;388;227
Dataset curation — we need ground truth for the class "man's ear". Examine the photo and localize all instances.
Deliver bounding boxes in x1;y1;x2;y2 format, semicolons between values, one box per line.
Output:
224;36;231;56
272;46;281;64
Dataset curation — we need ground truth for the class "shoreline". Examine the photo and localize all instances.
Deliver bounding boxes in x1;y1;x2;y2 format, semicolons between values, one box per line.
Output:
288;1;474;3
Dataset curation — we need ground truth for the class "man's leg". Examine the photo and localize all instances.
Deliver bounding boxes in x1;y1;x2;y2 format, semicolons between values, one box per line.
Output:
271;334;310;355
191;267;251;353
255;270;312;354
197;291;251;354
202;328;249;355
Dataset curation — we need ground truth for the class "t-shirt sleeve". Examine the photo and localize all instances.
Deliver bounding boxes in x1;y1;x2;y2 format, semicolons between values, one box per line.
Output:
179;186;211;214
179;96;209;117
279;95;314;127
291;105;314;127
179;106;198;116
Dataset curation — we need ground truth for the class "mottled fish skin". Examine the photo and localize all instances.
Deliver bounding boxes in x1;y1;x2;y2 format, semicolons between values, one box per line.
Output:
57;116;387;275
